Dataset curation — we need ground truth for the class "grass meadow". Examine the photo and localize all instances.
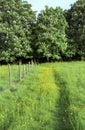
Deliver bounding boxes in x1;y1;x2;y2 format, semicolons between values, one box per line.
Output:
0;61;85;130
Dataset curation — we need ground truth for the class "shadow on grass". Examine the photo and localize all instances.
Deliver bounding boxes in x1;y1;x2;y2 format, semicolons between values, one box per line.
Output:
53;72;83;130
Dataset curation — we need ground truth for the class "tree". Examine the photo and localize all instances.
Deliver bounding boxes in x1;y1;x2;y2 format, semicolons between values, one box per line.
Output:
65;0;85;60
32;6;67;62
13;1;36;61
0;0;35;63
0;0;18;62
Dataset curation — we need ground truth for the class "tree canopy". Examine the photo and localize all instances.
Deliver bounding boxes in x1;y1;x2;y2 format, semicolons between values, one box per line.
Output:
0;0;35;63
32;6;67;61
0;0;85;63
65;0;85;60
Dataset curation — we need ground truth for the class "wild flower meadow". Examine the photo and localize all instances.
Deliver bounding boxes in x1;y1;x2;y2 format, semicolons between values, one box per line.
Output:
0;61;85;130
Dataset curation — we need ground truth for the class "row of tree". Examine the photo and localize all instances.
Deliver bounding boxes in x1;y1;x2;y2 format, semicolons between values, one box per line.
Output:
0;0;85;63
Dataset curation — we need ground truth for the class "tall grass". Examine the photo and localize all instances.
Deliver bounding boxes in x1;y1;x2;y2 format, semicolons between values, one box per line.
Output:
0;64;30;91
0;65;59;130
42;61;85;129
0;61;85;129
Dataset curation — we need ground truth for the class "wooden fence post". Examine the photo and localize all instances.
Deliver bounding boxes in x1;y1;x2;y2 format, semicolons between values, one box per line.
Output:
8;64;11;86
26;64;28;74
31;60;34;67
23;64;25;78
25;64;27;74
28;61;31;71
18;61;22;82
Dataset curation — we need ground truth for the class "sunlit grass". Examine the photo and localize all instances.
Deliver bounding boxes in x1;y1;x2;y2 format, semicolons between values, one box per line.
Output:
41;61;85;129
0;64;59;130
0;61;85;129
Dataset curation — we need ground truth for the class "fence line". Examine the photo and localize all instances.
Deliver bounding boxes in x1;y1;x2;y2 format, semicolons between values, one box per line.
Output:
0;61;34;89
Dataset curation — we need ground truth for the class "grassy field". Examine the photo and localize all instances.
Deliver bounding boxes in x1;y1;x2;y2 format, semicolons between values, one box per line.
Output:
0;61;85;130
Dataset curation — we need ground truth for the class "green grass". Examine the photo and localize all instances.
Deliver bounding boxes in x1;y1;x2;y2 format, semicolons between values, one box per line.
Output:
0;61;85;129
0;64;30;90
41;61;85;129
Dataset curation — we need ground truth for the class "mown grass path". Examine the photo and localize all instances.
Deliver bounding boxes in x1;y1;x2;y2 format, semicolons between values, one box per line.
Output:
54;71;83;130
54;72;71;130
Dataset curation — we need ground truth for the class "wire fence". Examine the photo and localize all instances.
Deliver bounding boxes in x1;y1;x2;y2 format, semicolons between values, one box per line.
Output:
0;61;34;91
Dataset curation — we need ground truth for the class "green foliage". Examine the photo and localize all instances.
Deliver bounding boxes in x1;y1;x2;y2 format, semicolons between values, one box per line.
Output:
65;0;85;60
0;0;35;62
0;0;85;62
32;6;67;61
